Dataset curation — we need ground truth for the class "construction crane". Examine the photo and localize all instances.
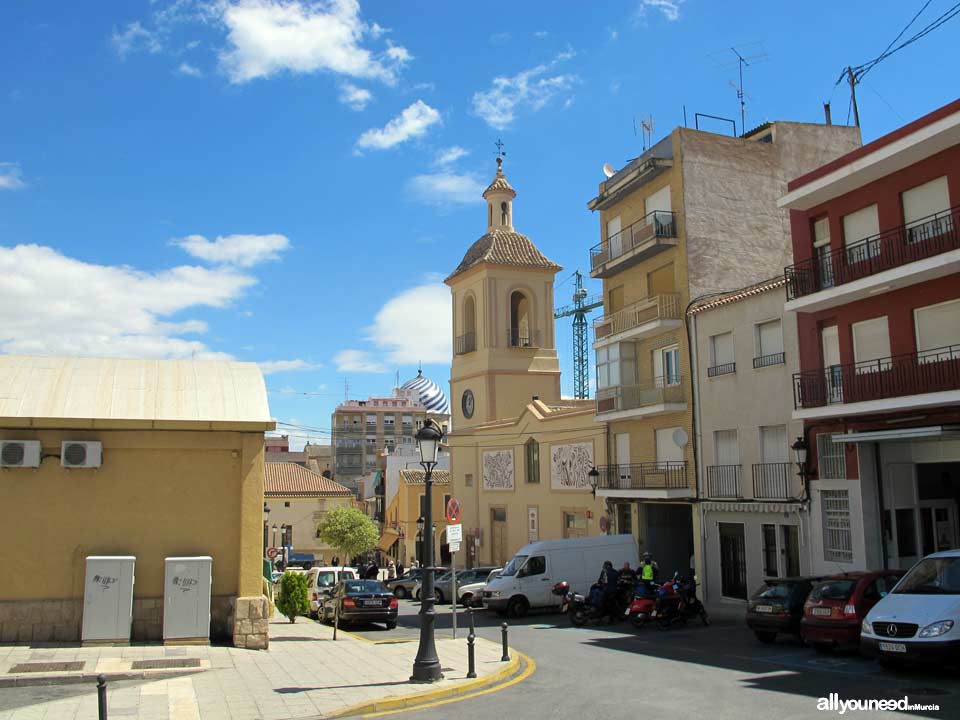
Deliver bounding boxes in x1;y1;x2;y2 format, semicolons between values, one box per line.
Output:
554;270;603;399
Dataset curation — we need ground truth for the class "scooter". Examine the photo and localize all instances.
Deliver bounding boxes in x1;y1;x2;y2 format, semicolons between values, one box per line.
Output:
552;581;622;627
627;583;658;628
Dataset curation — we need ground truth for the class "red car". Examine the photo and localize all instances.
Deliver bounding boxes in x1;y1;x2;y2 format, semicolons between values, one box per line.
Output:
801;571;904;653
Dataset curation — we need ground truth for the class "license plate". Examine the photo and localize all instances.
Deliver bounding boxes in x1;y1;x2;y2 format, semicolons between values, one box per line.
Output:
358;599;380;607
879;642;906;654
624;608;631;616
755;605;773;613
812;607;832;617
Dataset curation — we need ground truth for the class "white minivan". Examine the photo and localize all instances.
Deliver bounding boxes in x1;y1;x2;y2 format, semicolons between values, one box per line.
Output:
861;549;960;667
307;567;358;617
482;535;639;618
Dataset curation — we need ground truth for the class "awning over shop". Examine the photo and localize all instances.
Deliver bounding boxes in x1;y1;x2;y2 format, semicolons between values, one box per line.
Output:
831;425;960;444
377;528;399;552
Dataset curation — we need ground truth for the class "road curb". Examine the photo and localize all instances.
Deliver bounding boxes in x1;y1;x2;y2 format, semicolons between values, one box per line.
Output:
322;650;527;719
0;667;206;688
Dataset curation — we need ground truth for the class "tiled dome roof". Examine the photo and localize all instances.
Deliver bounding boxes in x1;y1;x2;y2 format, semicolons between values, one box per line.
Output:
483;170;516;197
401;371;450;415
446;229;562;281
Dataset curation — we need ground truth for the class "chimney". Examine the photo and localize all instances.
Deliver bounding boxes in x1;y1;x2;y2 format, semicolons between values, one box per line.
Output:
532;395;539;401
823;102;832;126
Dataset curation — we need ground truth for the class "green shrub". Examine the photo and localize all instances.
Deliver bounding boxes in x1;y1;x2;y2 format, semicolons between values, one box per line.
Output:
276;571;309;623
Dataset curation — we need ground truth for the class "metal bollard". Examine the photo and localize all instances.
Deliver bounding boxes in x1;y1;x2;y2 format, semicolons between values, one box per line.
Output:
466;609;477;679
500;622;510;662
97;674;108;720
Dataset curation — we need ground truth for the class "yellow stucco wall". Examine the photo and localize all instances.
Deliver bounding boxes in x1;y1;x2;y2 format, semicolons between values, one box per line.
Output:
1;428;265;601
383;476;451;566
265;494;354;563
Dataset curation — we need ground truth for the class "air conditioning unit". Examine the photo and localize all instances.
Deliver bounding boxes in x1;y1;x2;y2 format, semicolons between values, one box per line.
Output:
61;441;103;469
0;440;42;468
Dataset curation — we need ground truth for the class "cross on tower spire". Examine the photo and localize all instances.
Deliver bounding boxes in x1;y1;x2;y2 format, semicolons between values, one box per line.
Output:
494;138;506;170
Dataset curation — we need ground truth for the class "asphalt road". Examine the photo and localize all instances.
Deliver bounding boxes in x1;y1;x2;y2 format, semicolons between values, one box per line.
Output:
341;600;960;720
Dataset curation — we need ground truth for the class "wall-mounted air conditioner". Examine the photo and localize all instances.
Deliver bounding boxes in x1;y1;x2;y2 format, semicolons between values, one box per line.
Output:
0;440;42;468
61;441;103;468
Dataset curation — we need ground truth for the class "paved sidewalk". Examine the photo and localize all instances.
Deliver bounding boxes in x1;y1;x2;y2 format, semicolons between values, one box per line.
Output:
0;613;514;719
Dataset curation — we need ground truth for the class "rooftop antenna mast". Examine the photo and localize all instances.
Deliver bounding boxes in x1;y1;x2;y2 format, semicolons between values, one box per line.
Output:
731;46;749;134
641;115;655;151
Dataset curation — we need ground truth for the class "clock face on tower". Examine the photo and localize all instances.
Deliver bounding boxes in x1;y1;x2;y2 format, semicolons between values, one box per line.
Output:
461;389;475;419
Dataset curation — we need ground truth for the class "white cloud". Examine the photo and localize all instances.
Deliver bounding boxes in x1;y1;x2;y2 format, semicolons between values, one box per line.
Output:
434;146;468;167
259;359;320;374
472;53;578;129
339;82;373;110
177;61;203;76
218;0;411;84
172;233;290;267
356;100;440;151
0;244;256;359
636;0;684;22
533;30;549;39
111;21;163;59
334;349;388;373
489;32;511;45
406;173;484;206
0;163;26;191
366;282;450;364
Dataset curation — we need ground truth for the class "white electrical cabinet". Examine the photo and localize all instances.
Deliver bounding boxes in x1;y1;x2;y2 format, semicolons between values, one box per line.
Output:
81;556;136;644
163;556;212;643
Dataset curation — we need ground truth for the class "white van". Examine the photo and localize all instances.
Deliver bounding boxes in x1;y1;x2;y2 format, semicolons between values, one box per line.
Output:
307;567;358;617
482;535;638;617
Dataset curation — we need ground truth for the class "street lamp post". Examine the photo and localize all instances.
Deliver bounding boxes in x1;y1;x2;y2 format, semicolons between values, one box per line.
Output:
588;466;600;498
416;517;425;567
411;419;444;683
791;436;810;490
263;502;271;556
272;523;278;549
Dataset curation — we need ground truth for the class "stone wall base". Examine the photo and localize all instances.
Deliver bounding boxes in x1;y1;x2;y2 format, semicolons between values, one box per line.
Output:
232;596;269;650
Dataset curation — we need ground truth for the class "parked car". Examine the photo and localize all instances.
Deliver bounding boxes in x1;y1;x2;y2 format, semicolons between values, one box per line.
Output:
320;579;399;629
483;535;639;618
458;568;502;607
861;550;960;668
385;569;424;599
412;568;454;601
306;566;358;618
746;576;823;644
801;571;904;653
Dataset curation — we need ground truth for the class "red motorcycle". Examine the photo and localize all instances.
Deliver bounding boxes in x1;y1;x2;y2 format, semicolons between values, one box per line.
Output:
627;585;658;628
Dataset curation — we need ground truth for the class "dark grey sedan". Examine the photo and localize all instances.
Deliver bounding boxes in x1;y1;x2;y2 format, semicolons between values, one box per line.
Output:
321;579;398;629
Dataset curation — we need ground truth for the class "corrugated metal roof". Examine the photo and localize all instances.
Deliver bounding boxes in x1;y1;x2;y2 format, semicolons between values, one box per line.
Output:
0;355;273;428
265;462;353;497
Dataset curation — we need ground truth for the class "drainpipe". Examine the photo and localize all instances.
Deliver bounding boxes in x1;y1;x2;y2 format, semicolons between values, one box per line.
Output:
689;309;708;600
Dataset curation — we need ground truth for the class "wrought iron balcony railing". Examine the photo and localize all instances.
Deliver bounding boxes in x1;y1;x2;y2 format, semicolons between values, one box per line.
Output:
455;332;476;355
707;362;736;378
593;293;681;340
596;375;685;414
590;210;678;273
707;465;741;498
793;344;960;410
752;462;795;500
596;461;688;490
785;205;959;300
507;328;542;348
753;352;785;369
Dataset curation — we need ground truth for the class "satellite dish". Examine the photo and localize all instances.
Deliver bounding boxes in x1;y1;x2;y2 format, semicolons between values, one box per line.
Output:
672;428;689;448
602;163;617;178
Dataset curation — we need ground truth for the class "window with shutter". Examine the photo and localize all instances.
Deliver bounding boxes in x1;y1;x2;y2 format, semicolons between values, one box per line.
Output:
852;316;891;373
914;299;960;361
647;263;675;295
655;427;684;463
708;332;735;376
713;430;739;465
754;319;784;367
759;425;788;463
842;204;880;262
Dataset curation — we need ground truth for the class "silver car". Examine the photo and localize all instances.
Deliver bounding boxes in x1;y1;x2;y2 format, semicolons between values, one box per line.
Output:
414;567;499;604
457;568;502;607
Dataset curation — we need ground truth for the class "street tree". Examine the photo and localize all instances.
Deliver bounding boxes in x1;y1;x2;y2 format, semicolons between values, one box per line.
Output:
276;571;309;623
317;506;380;639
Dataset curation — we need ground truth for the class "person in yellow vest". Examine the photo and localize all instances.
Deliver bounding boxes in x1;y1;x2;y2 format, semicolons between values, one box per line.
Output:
640;552;659;586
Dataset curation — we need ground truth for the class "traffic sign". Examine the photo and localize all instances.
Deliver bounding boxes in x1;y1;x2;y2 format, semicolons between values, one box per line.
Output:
449;541;461;553
266;547;278;559
447;523;463;543
445;497;462;523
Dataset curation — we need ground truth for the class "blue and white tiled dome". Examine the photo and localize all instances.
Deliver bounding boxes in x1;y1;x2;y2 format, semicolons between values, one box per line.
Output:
402;370;451;415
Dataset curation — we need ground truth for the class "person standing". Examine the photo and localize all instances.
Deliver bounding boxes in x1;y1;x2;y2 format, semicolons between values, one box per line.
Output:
396;560;405;578
387;561;397;580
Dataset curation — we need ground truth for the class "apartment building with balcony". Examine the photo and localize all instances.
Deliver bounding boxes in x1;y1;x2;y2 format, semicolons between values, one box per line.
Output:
780;98;960;574
332;374;450;498
587;120;861;579
690;277;806;606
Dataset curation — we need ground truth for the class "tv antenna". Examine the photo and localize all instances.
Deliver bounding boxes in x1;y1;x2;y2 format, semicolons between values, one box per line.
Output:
708;43;769;135
635;115;655;150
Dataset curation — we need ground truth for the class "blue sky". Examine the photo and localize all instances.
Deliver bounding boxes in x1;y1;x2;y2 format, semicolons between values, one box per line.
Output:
0;1;957;447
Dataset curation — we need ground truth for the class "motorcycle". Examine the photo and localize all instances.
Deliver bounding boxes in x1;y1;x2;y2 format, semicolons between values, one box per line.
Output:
552;581;623;627
654;572;710;629
627;583;658;628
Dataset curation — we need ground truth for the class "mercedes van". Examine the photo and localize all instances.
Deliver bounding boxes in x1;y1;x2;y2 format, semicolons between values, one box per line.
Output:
482;535;639;618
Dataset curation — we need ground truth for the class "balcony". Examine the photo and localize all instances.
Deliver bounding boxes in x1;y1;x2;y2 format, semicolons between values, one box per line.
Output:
595;461;691;500
707;362;736;378
752;463;795;500
507;328;542;348
753;352;785;369
455;332;477;355
595;376;687;420
590;210;679;279
593;293;682;347
785;206;960;313
792;345;960;419
706;465;741;498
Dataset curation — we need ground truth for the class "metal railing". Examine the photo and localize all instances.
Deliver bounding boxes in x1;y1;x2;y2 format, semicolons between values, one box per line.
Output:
596;375;685;414
753;352;785;369
456;332;477;355
593;293;681;340
590;210;678;272
793;344;960;409
752;462;794;499
596;461;688;490
707;465;742;498
707;362;736;378
507;328;542;348
785;205;960;300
